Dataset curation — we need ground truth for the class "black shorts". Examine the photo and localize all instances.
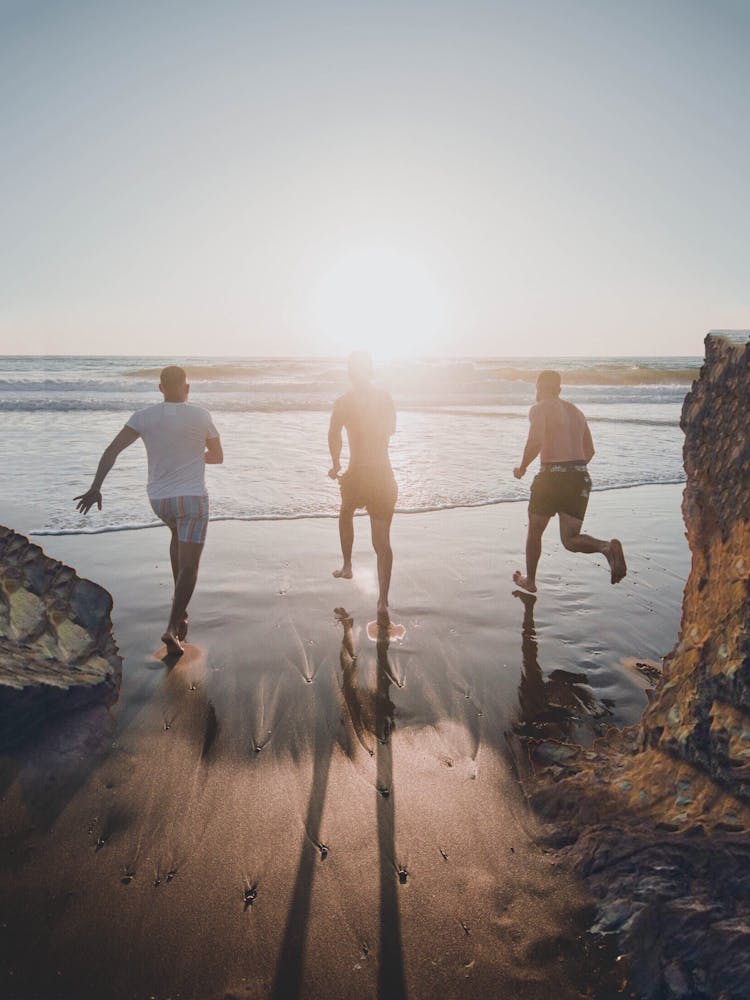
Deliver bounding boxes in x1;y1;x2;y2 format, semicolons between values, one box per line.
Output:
339;468;398;521
528;465;592;522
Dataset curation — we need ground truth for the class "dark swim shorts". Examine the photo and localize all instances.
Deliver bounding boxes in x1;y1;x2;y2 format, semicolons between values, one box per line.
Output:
339;467;398;520
528;463;592;521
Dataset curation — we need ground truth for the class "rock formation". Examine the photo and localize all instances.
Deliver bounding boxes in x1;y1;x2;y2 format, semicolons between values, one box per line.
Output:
0;527;122;751
642;333;750;788
523;334;750;999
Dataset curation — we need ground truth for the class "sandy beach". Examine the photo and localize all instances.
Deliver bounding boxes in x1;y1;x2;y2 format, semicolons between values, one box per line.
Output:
1;485;688;999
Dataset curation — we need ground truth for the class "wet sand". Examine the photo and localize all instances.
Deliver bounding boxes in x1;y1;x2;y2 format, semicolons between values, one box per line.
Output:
0;485;688;999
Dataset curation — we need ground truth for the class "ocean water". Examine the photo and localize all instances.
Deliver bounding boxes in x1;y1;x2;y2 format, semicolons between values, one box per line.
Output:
0;355;698;536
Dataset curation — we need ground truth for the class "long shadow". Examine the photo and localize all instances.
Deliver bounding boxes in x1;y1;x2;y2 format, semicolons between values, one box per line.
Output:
329;609;407;998
375;631;407;1000
271;691;334;1000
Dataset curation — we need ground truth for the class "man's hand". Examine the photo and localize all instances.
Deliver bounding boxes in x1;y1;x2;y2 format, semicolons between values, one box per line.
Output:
513;466;526;480
327;465;341;480
74;426;138;517
74;488;102;514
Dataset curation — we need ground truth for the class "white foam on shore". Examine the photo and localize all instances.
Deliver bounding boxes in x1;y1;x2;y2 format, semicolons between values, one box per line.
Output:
28;479;686;537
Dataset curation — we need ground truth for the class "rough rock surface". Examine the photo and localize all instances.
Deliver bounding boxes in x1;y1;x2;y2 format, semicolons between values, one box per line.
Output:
0;526;122;750
642;333;750;787
522;334;750;999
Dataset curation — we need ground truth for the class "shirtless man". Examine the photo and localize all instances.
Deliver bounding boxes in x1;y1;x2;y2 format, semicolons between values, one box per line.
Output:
512;370;626;593
74;365;223;655
328;352;398;626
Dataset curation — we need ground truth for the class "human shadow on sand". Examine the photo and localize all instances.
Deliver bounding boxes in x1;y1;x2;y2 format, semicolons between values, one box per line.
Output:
271;609;406;1000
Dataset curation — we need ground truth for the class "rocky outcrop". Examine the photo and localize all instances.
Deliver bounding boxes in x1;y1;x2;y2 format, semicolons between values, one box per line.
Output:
641;334;750;788
0;527;122;751
523;334;750;999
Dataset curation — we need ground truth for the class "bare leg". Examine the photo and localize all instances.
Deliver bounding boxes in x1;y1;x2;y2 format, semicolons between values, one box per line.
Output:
168;528;188;640
513;513;551;593
162;541;204;654
559;514;627;584
371;515;393;625
169;526;179;582
333;504;355;578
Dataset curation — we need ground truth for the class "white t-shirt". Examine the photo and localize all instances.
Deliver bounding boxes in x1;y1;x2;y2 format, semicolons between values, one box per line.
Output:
126;402;219;500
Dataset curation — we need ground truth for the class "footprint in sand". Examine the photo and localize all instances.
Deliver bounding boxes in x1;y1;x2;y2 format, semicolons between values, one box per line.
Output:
251;730;272;754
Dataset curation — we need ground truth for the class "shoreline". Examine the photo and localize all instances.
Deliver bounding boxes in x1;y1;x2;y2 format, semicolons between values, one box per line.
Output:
22;478;688;539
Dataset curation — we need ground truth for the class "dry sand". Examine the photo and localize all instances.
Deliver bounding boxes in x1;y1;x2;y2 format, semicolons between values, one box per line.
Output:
0;485;688;999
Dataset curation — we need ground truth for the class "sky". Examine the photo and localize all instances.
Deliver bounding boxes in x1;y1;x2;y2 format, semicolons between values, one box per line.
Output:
1;0;748;358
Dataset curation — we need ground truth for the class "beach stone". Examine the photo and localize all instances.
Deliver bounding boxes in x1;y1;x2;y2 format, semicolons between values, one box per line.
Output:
0;526;122;750
520;333;750;998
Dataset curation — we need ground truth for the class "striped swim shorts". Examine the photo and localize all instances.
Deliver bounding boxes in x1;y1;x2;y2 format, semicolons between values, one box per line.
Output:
150;495;209;544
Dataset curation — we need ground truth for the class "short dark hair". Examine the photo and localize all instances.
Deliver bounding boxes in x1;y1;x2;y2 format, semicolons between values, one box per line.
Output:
537;369;561;397
160;365;187;392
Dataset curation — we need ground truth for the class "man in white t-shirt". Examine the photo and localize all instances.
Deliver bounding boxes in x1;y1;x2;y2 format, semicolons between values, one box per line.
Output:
75;365;223;655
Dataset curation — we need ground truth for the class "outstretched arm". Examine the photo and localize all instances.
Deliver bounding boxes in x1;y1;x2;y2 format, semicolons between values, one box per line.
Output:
74;426;140;514
328;403;344;479
514;405;545;479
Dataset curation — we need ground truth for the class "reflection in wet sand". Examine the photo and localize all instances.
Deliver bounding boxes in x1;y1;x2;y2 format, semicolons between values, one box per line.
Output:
513;590;611;743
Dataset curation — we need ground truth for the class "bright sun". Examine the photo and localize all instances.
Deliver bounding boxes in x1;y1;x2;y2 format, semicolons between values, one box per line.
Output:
312;248;446;359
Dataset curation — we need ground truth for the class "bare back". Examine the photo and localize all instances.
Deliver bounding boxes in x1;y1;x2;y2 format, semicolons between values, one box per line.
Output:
333;386;396;472
534;398;594;464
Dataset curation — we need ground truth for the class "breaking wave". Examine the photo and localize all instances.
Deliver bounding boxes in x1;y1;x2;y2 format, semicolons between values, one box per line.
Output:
124;361;700;386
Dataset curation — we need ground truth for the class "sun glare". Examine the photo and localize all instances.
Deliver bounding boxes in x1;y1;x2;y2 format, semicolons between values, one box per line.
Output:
312;248;446;359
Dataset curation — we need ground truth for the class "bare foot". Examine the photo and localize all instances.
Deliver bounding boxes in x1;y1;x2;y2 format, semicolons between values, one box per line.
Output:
513;570;537;594
606;539;627;584
161;629;184;657
333;564;353;579
377;602;391;627
177;614;189;641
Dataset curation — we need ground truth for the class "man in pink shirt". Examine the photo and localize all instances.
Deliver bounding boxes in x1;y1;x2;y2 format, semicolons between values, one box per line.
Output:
513;370;626;593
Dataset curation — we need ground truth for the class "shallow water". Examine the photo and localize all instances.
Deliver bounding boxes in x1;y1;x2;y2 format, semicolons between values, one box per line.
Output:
0;354;695;535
